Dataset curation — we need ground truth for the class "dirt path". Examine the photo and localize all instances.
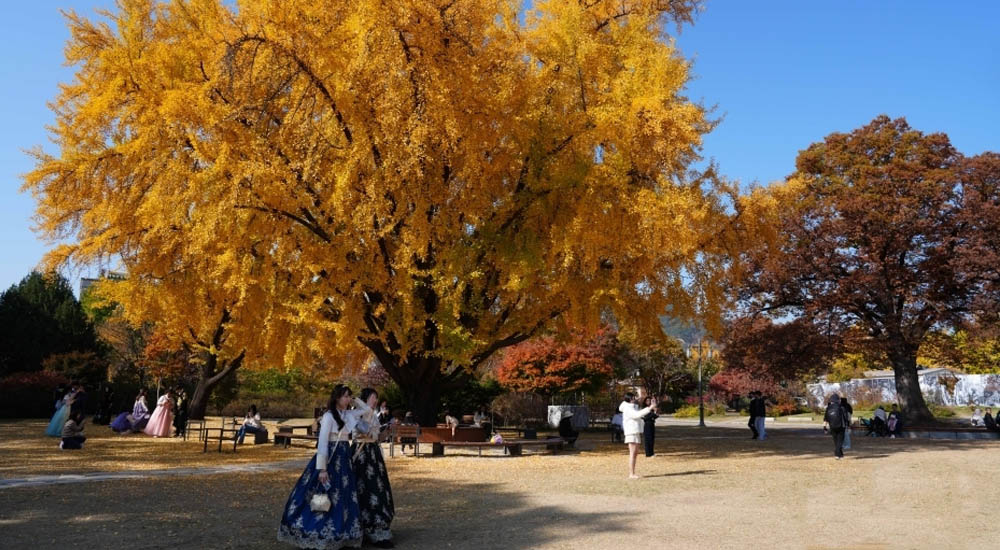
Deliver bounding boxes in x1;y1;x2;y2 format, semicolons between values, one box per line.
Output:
2;424;998;549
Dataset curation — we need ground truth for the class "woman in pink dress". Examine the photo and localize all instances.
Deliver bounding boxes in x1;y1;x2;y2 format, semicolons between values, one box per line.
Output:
144;390;174;437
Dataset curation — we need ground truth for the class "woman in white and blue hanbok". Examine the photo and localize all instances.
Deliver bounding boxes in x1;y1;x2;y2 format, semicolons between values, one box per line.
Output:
45;389;76;437
350;388;395;548
278;385;362;549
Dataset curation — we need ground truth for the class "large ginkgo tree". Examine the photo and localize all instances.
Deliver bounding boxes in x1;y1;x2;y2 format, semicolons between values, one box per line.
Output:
25;0;738;423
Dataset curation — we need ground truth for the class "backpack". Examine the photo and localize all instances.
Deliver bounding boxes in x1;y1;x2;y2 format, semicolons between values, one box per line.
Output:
825;402;844;429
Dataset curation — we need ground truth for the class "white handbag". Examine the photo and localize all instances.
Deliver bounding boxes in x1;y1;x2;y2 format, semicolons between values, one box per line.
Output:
309;492;331;513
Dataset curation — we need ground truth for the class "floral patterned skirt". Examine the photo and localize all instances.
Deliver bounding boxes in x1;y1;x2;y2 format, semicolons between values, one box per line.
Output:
350;441;394;542
278;442;362;549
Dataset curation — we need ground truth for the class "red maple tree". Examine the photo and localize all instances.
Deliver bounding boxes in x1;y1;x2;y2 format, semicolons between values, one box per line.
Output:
495;328;616;396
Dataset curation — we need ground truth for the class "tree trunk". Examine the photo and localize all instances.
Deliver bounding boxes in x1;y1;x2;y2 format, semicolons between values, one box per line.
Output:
187;378;213;421
405;384;443;427
395;356;445;426
888;348;935;424
186;352;245;420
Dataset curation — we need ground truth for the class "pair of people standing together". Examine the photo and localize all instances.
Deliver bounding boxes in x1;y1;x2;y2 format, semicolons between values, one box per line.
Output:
278;385;395;549
619;393;658;479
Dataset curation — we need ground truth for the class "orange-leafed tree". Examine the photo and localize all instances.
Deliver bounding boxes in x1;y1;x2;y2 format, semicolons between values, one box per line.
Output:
737;116;1000;423
24;0;740;424
495;329;616;397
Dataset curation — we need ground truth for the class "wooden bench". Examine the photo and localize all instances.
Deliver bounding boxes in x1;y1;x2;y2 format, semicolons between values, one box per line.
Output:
184;418;206;442
202;426;239;453
389;425;422;457
851;422;1000;440
274;425;319;448
431;437;565;457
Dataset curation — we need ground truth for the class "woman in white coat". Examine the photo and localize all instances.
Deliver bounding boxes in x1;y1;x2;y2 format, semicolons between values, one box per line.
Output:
619;393;657;479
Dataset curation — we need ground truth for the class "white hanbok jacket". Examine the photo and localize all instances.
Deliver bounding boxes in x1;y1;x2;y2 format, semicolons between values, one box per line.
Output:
618;401;655;437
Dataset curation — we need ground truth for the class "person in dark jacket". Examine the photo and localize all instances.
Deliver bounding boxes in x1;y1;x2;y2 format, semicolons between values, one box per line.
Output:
752;392;768;440
172;388;188;437
824;394;847;459
888;404;905;438
558;410;579;447
641;396;658;457
983;408;997;431
747;392;760;439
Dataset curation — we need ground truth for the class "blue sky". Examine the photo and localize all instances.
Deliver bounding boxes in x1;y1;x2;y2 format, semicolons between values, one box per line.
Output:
1;1;997;293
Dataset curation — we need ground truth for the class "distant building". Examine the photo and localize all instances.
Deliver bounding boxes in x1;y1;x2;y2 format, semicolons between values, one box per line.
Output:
79;270;126;297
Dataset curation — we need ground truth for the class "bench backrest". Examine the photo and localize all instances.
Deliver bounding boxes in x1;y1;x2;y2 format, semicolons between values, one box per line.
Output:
393;424;421;440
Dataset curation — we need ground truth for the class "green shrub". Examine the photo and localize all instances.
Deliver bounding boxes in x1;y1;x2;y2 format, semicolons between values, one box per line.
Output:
929;404;956;418
221;389;329;419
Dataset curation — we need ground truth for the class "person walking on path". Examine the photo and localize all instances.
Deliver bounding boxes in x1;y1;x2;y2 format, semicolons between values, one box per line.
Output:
278;384;362;549
824;394;848;459
350;388;395;548
641;396;658;457
619;393;657;478
747;392;759;440
753;392;767;440
841;397;854;450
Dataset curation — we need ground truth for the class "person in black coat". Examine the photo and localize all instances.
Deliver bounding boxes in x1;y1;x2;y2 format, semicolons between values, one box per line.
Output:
983;408;997;431
747;392;760;439
172;388;188;437
641;396;659;457
824;394;847;459
558;410;579;447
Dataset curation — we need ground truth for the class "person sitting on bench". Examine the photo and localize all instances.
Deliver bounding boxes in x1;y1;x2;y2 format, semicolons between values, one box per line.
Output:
235;404;267;444
984;408;997;432
400;411;418;454
443;410;459;437
558;410;578;447
971;407;984;427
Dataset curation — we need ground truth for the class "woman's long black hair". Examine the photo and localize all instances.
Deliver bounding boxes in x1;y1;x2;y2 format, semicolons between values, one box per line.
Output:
326;384;352;430
359;387;378;405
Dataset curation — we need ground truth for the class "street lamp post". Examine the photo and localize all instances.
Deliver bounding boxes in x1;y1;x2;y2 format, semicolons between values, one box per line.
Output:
697;351;705;427
683;341;708;428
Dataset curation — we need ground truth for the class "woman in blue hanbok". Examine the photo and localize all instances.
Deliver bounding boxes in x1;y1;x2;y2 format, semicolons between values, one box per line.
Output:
45;387;77;437
278;384;362;549
350;388;395;548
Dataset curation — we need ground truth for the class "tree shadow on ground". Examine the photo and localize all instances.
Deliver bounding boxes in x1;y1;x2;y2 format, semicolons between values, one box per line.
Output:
0;469;626;550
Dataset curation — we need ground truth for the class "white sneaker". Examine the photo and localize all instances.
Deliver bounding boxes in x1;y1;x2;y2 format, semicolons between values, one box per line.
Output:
59;441;64;450
835;456;842;460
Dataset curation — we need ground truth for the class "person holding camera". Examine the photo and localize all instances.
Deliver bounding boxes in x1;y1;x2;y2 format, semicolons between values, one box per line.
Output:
619;392;657;479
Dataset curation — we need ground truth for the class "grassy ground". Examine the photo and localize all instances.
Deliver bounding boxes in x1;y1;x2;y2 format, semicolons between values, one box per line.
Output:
1;420;998;549
0;419;312;478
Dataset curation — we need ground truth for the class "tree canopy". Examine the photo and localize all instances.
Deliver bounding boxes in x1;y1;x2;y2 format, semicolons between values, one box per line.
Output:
24;0;740;423
495;328;616;396
738;116;1000;422
0;272;101;378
